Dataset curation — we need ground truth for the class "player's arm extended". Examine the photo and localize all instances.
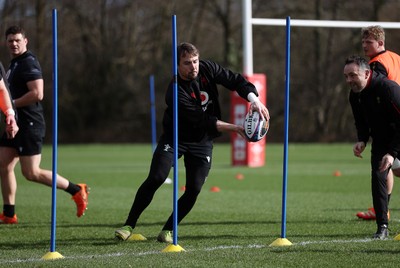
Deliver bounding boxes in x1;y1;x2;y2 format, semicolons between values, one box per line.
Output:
216;120;246;139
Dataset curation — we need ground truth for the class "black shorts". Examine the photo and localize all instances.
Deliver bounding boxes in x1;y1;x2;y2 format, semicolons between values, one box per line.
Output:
0;126;45;156
157;135;213;169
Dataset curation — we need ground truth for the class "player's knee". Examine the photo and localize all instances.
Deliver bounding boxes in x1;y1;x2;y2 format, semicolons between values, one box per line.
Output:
142;174;166;189
185;185;202;196
0;157;17;172
0;164;12;174
21;168;40;182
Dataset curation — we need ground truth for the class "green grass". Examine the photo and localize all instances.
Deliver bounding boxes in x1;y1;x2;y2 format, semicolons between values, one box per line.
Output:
1;143;400;267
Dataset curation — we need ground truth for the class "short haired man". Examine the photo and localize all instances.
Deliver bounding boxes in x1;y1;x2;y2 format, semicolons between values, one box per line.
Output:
344;55;400;239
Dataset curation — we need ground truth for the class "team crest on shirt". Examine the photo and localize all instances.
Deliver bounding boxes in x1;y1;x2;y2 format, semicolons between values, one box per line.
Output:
200;91;212;111
200;91;209;105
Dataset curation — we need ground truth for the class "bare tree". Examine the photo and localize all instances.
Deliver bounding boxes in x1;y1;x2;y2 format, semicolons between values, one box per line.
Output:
1;0;399;143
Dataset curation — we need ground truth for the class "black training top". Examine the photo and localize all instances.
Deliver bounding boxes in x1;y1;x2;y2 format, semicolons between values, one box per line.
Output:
162;59;258;143
349;71;400;157
7;50;44;128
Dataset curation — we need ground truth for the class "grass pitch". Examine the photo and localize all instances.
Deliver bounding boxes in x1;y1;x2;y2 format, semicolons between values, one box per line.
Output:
1;143;400;267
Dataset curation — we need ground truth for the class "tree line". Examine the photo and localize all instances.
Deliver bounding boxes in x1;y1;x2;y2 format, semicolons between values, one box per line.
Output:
0;0;399;143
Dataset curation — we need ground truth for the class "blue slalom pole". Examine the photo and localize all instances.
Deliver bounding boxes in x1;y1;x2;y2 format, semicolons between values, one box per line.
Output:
280;16;291;239
149;75;157;152
171;15;179;246
50;8;59;253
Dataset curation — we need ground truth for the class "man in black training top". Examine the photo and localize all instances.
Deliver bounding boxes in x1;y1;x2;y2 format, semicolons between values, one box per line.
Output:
345;55;400;239
0;26;89;224
115;42;270;243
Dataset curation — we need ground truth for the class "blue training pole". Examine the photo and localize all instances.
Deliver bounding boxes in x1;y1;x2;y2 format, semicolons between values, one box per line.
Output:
280;16;291;239
171;15;179;246
149;75;157;152
50;8;59;253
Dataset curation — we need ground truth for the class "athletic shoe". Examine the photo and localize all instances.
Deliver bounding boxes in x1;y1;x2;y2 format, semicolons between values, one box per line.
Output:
157;230;173;243
115;226;133;241
0;213;18;224
356;207;376;220
72;184;89;217
373;224;389;240
356;207;390;220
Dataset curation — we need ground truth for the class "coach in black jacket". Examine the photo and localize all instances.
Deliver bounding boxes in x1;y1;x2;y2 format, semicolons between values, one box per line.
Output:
345;55;400;239
115;42;270;243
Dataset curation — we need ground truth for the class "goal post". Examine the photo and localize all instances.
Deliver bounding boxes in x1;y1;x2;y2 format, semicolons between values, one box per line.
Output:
243;0;400;75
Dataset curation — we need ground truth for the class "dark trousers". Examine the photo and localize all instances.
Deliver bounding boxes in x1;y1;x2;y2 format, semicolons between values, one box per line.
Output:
124;137;212;231
371;152;389;226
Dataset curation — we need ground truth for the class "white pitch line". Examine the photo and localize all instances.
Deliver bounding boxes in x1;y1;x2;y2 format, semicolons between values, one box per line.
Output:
0;250;162;264
294;238;374;246
0;238;384;264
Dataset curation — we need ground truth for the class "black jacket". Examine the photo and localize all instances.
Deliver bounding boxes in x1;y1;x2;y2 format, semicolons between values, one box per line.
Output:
349;71;400;157
162;60;258;143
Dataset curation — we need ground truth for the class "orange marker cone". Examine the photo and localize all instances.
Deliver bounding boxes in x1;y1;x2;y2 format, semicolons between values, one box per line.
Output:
333;170;342;177
235;173;244;180
210;186;220;192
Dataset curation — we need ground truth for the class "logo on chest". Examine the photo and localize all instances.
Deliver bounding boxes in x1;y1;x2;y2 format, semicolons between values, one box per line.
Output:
200;91;213;111
200;91;209;105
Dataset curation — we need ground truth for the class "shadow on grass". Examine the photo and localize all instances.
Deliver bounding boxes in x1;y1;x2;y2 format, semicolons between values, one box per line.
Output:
51;219;281;228
0;217;384;251
0;240;49;251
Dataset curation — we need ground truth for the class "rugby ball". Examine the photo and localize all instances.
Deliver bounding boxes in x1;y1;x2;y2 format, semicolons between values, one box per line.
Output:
243;111;269;142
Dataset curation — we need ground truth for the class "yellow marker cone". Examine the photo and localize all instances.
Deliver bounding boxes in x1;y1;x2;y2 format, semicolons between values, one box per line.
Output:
162;244;185;252
269;238;292;247
394;233;400;241
127;233;147;241
41;251;64;260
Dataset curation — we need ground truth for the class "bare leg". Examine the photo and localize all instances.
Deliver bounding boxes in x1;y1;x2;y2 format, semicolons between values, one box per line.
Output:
19;154;69;189
0;147;19;205
387;169;394;195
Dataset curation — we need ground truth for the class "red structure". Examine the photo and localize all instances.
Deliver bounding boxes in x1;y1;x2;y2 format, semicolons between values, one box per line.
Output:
230;74;267;167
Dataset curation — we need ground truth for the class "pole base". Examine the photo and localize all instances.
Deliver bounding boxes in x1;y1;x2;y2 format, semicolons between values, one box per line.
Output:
162;244;186;252
41;251;64;260
127;234;147;241
269;238;293;247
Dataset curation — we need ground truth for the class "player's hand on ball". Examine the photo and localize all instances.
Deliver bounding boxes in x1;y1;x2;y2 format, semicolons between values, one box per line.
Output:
250;101;270;121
